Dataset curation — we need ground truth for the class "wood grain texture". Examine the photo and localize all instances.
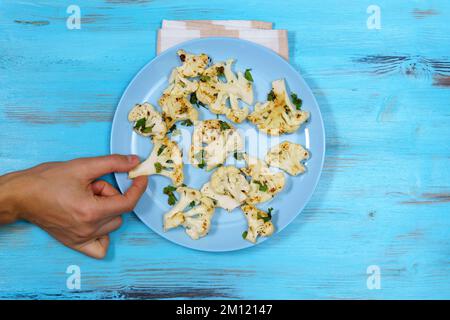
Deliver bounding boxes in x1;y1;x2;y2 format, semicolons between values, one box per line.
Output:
0;0;449;299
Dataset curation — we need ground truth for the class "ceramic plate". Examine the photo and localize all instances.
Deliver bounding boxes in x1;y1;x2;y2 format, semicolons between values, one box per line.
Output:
111;38;325;251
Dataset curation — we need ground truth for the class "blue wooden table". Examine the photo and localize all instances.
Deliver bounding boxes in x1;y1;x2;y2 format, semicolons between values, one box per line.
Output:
1;0;449;299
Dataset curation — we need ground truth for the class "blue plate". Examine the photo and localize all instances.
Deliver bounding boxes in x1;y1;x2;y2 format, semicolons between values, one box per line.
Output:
111;38;325;252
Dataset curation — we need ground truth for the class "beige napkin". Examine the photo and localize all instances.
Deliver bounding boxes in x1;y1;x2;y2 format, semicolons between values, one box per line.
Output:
162;19;273;30
157;20;289;60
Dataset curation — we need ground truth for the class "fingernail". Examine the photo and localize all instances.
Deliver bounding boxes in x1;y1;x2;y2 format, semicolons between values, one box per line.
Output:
127;155;139;163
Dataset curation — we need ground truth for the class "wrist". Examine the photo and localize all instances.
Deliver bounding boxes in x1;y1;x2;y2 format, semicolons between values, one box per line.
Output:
0;172;26;224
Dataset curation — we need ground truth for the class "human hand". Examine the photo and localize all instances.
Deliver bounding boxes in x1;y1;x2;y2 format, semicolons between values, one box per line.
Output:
0;155;147;259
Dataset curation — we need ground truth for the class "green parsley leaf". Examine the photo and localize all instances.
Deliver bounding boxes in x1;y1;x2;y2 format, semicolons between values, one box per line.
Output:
233;151;244;160
199;75;211;82
218;120;231;131
194;150;207;169
180;119;193;126
242;231;248;240
163;185;178;206
291;93;303;110
141;124;155;133
154;162;163;173
167;193;177;206
188;200;196;209
257;213;272;223
190;92;207;109
254;180;268;192
267;90;276;101
134;118;146;131
168;124;177;134
267;207;274;216
163;185;177;194
157;145;167;156
244;69;253;82
190;92;198;104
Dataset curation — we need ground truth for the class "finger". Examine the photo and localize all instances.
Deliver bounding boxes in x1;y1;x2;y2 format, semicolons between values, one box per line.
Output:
96;176;148;217
74;235;110;259
93;216;123;237
73;154;141;180
91;180;120;197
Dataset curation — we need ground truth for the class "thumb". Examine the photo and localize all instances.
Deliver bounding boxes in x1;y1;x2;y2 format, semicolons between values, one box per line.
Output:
73;235;110;259
73;154;141;180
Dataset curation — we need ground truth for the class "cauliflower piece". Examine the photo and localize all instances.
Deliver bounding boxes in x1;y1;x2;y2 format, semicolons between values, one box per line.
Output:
159;94;199;129
176;49;209;77
163;186;216;240
189;119;243;171
200;182;242;212
241;204;275;243
128;102;167;139
159;70;199;129
248;79;309;135
196;60;253;123
128;137;184;186
265;141;310;176
240;154;285;204
209;166;250;205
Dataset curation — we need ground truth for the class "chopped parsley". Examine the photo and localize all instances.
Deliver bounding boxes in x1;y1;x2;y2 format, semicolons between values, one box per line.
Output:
253;180;268;192
242;231;248;239
168;124;177;134
199;75;211;82
218;120;231;131
134;118;147;131
141;124;154;133
188;200;196;209
244;69;253;82
291;93;303;110
194;150;207;169
157;145;167;156
163;185;177;206
257;207;273;223
134;118;154;133
180;119;193;126
257;211;272;223
267;90;276;101
154;162;163;173
233;151;244;160
190;92;207;109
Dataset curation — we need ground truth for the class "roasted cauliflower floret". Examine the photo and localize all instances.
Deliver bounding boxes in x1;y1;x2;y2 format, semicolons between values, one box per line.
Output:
159;94;198;129
196;60;253;123
209;166;250;205
163;186;216;240
241;204;275;243
200;182;242;212
128;102;167;139
159;70;199;129
248;79;309;135
265;141;310;176
189;119;243;171
240;154;285;204
128;137;184;186
176;49;209;77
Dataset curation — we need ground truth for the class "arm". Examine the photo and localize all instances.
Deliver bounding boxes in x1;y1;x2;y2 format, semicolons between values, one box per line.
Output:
0;155;148;259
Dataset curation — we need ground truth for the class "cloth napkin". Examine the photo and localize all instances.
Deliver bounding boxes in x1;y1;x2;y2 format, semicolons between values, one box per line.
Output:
157;20;289;60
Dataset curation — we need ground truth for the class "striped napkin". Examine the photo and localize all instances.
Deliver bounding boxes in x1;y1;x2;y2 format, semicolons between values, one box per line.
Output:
157;20;289;60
